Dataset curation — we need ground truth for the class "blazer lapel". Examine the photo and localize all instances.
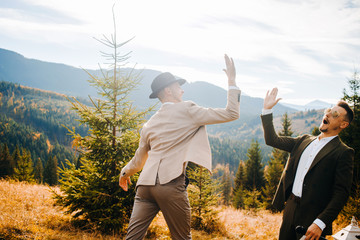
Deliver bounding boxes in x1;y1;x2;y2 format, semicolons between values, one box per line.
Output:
308;136;340;171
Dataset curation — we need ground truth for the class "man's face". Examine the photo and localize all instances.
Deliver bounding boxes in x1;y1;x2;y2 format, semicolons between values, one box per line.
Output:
319;106;348;133
169;82;184;102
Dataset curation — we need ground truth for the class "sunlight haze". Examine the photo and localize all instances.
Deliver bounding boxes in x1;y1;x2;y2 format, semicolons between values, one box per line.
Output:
1;0;359;105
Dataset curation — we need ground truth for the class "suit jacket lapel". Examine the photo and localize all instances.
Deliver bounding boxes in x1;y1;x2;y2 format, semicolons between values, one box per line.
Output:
308;136;340;171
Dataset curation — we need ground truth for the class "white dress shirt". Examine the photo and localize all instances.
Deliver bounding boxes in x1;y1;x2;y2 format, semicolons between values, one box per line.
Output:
262;109;337;231
292;134;336;231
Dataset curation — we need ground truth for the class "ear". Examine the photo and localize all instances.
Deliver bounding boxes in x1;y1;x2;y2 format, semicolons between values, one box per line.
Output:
164;87;172;95
340;121;349;129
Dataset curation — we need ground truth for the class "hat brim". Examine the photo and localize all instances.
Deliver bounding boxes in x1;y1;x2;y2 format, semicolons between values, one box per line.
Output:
149;78;186;99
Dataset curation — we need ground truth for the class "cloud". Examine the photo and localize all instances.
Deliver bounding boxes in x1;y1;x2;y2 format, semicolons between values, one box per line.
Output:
0;0;82;24
0;0;359;103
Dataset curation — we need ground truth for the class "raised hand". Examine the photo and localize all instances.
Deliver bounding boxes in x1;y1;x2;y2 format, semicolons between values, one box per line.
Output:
223;54;236;87
264;88;282;110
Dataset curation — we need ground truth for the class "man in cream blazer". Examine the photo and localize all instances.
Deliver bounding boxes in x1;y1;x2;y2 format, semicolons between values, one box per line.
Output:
119;55;241;239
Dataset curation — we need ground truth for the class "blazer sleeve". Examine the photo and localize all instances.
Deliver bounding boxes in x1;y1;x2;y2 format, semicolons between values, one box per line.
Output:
120;128;150;178
187;88;241;126
317;147;354;226
261;113;298;152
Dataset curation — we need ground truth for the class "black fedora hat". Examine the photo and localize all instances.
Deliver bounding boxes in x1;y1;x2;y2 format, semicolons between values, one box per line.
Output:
149;72;186;99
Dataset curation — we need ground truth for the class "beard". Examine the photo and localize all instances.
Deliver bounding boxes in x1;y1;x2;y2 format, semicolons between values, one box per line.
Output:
320;125;339;133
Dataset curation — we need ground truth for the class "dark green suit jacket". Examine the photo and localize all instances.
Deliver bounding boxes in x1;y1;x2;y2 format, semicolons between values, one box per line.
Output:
261;113;354;235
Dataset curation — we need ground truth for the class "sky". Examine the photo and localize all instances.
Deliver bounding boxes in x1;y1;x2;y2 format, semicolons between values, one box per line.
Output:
0;0;360;105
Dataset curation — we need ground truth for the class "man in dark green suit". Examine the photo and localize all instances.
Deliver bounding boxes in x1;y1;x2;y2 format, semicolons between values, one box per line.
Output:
261;88;354;240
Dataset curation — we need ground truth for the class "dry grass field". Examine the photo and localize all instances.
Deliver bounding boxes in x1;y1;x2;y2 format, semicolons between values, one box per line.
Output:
0;180;347;239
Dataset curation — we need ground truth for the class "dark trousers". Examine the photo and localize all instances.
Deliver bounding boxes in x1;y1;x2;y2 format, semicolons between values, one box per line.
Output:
125;174;191;240
279;196;301;240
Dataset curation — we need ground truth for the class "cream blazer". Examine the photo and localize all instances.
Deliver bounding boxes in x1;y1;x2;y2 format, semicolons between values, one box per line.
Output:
121;88;241;186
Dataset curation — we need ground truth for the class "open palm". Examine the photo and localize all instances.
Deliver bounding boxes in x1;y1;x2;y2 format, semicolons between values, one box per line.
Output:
264;88;282;110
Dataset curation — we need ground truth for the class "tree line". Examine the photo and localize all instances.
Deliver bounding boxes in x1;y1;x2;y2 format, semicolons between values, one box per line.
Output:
0;143;58;185
0;81;89;184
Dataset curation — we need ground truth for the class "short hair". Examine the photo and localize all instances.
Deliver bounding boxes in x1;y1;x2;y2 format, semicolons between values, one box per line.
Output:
337;100;354;124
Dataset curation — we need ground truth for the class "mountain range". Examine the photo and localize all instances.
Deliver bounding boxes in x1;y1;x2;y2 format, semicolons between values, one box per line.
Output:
0;48;331;139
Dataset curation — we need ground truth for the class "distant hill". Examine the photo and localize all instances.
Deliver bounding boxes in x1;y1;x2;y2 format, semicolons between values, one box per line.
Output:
0;48;303;136
0;48;329;139
0;48;328;170
282;100;333;111
0;81;86;166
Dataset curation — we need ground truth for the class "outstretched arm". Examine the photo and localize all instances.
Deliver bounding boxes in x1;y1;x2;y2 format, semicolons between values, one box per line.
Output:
187;54;240;126
264;87;282;110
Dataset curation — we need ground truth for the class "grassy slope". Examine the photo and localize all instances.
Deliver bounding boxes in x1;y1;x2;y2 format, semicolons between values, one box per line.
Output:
0;180;346;239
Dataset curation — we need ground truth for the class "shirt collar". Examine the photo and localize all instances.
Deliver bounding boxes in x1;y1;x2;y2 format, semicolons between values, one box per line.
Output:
316;135;337;143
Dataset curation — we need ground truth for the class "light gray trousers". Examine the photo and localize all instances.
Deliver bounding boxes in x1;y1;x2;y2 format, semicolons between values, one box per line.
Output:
125;174;192;240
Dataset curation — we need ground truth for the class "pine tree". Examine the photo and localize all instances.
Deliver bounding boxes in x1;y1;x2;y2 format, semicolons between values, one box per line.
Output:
339;183;360;223
54;7;152;233
13;148;34;182
234;160;246;191
12;145;21;168
44;156;58;186
311;126;321;136
340;70;360;189
34;158;44;184
233;187;245;209
0;143;15;178
244;140;264;191
262;156;283;211
279;113;293;137
233;160;246;209
244;188;262;210
221;165;232;206
187;164;222;233
277;113;293;165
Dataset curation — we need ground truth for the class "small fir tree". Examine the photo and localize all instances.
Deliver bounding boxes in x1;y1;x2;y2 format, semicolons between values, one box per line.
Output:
233;160;246;209
234;160;246;191
338;183;360;223
12;145;21;168
0;144;15;178
34;158;44;184
187;163;222;233
244;140;264;191
221;165;232;206
13;148;34;182
244;188;262;211
44;156;58;186
277;113;293;165
312;126;321;136
262;156;283;211
54;7;152;233
337;69;360;227
279;113;294;137
340;69;360;189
